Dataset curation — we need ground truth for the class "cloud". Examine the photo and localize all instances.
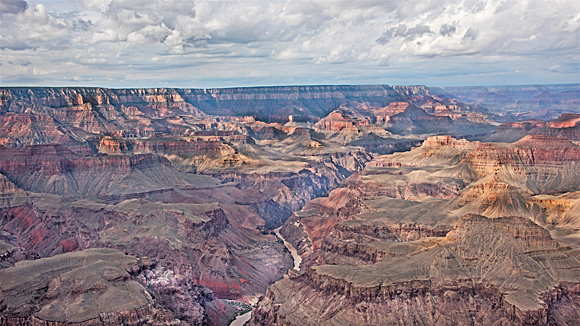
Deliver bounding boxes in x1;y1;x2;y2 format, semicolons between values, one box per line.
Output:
0;0;27;15
7;59;31;66
0;0;579;87
440;23;457;37
463;27;479;41
0;2;77;50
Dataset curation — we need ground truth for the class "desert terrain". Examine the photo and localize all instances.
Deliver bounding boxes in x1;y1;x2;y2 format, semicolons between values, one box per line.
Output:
0;85;578;325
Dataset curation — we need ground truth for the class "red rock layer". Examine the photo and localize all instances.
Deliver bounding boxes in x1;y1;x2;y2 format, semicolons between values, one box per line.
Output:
0;144;169;175
464;136;580;176
315;111;371;131
97;136;241;157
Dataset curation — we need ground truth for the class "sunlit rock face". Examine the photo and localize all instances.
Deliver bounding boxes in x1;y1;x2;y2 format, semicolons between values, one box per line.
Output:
251;214;580;326
254;134;580;326
0;85;579;325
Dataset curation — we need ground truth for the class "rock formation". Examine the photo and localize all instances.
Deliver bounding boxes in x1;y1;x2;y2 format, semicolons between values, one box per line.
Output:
0;85;578;325
0;248;185;325
430;84;580;120
487;113;580;142
252;214;580;326
259;132;580;325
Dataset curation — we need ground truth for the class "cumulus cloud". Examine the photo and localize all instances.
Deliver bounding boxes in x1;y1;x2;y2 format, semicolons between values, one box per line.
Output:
0;0;579;87
0;0;27;15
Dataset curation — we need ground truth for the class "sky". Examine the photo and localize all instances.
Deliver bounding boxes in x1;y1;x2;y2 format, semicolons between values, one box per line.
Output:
1;0;579;88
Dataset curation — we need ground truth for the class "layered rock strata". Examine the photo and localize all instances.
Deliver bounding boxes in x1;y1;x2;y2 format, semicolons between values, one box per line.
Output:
252;214;580;326
277;134;580;295
0;248;185;325
0;86;578;325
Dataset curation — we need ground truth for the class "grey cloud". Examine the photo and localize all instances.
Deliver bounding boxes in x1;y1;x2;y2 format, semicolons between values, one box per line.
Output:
0;39;30;50
73;19;92;31
393;24;433;39
463;27;479;41
407;24;433;37
0;3;78;50
8;59;31;65
463;0;487;13
377;23;433;44
0;0;27;15
440;23;457;36
1;0;579;87
394;24;408;37
376;32;392;45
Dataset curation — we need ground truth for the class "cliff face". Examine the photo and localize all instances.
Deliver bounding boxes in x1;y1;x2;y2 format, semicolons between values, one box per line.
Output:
0;85;429;119
251;214;580;326
487;114;580;143
1;85;578;325
276;134;580;298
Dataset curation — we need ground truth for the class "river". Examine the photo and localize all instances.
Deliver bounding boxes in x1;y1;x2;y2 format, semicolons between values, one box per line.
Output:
229;310;252;326
274;226;302;271
228;227;300;326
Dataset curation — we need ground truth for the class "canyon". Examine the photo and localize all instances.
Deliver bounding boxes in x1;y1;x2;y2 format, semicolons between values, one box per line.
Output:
0;84;578;325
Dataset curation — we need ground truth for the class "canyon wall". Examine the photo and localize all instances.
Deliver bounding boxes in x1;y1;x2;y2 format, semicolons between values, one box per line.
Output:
0;85;578;325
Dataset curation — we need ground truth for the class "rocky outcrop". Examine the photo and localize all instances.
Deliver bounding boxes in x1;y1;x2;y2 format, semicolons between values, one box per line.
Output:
269;132;580;321
347;176;463;200
97;135;254;158
465;136;580;175
0;113;93;152
368;135;478;168
448;214;560;250
314;110;371;131
451;177;545;224
349;135;421;155
251;214;580;326
0;248;185;325
0;143;244;200
370;135;580;195
0;144;169;175
548;113;580;128
0;193;292;324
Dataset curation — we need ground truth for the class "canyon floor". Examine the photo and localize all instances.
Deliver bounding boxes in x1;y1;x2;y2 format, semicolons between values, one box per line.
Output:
0;85;578;325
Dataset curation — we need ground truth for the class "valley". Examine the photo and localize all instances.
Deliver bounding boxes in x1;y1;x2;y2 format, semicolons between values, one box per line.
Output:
0;85;578;325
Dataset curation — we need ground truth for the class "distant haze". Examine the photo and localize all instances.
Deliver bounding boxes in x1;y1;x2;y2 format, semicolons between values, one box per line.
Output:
1;0;579;88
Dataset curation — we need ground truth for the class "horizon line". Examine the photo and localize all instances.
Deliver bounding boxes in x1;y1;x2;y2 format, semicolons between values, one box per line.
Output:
1;82;579;91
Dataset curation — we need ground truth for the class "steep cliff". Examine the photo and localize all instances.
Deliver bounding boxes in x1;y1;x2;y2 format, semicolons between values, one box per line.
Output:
252;214;580;326
1;86;578;325
0;85;430;119
278;134;580;279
